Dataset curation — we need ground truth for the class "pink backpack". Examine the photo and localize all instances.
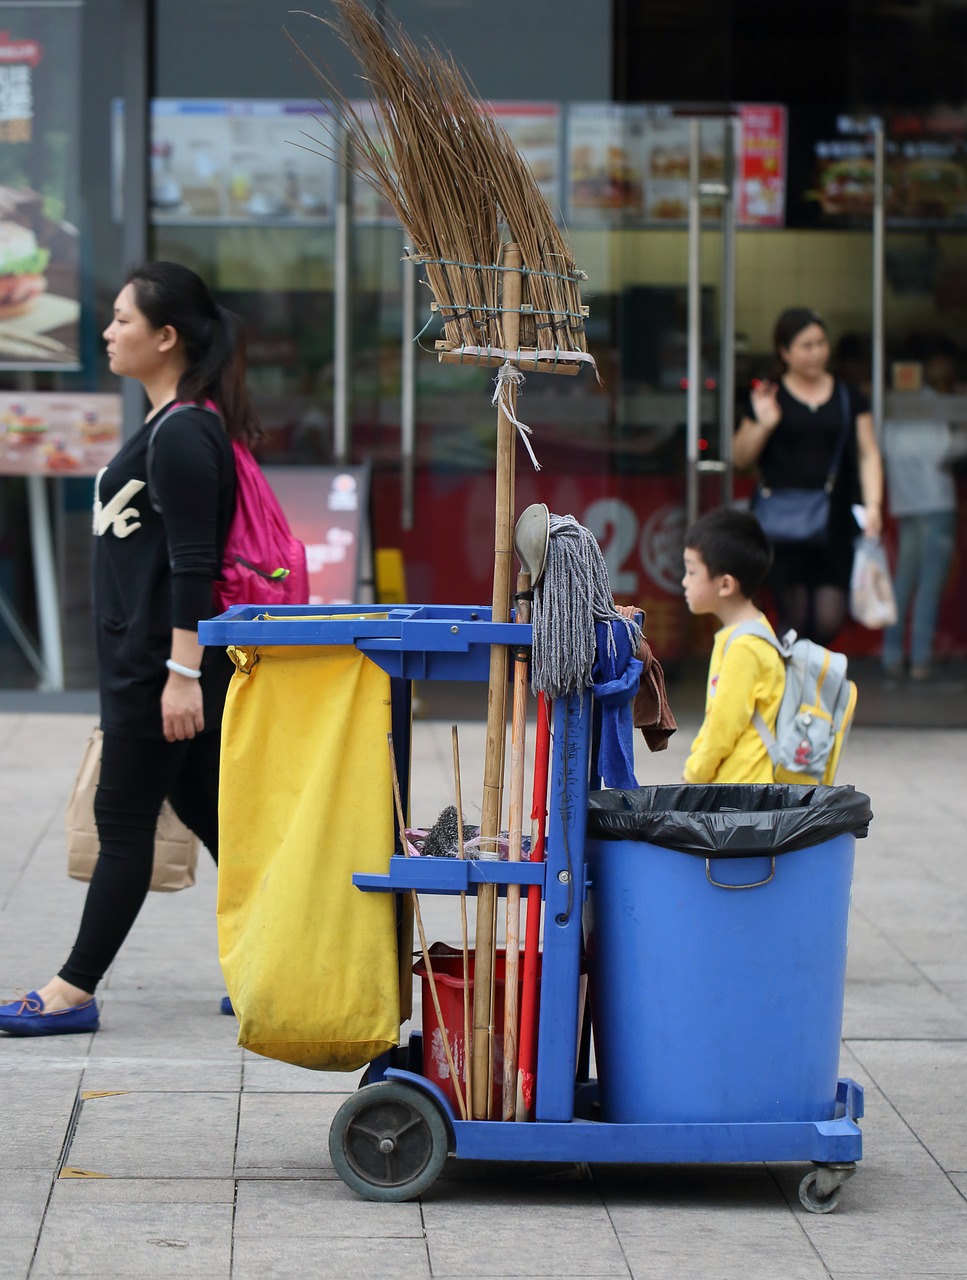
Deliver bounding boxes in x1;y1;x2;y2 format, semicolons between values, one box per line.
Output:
149;401;309;613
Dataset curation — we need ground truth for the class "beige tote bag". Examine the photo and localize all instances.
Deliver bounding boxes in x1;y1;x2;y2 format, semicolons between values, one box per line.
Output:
65;728;199;892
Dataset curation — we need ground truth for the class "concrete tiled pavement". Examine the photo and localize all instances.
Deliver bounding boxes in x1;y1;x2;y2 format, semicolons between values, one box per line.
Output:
2;707;967;1279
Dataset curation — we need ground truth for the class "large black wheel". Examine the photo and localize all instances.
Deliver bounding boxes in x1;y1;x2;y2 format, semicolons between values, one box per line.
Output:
329;1081;450;1201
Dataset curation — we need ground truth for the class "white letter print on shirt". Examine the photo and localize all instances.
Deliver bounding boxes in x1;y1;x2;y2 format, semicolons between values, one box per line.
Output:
93;468;145;539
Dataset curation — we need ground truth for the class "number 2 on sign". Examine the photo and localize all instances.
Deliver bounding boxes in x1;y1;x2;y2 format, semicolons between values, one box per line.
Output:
582;498;638;595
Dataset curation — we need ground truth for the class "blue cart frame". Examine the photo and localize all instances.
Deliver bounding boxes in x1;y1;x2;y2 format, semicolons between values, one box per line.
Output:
200;604;862;1211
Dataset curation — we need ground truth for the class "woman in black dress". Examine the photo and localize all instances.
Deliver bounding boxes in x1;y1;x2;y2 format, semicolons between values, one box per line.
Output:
0;261;256;1036
734;308;884;647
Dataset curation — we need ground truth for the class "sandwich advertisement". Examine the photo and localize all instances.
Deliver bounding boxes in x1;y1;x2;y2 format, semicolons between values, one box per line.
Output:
789;109;967;228
0;1;81;370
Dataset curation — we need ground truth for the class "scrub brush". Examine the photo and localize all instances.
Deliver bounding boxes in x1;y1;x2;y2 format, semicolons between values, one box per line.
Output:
422;804;477;858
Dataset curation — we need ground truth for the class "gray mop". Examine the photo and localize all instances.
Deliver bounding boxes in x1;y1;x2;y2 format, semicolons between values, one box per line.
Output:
528;511;642;699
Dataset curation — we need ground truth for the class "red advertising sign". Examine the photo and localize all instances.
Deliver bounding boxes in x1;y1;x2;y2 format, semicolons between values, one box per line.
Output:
374;469;692;659
737;104;787;227
373;468;967;660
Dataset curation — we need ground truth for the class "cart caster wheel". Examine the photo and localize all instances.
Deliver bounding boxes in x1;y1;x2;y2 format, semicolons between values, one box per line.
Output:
799;1169;842;1214
329;1081;450;1202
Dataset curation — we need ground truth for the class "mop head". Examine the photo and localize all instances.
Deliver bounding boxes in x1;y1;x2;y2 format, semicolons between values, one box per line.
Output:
421;805;477;859
531;514;642;699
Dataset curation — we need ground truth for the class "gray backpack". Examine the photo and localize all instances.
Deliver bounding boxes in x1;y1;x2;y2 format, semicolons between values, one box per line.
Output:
723;621;858;785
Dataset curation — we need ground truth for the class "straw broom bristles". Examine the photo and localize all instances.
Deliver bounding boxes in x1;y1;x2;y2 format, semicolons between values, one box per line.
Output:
286;1;588;360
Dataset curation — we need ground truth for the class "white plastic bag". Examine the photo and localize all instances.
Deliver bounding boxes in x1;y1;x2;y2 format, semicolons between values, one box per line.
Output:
850;536;898;629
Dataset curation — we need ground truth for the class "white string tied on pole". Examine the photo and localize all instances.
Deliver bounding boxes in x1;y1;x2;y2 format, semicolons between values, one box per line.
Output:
491;361;541;471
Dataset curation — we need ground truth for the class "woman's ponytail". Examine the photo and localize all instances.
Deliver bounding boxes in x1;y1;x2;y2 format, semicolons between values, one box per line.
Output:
180;304;262;446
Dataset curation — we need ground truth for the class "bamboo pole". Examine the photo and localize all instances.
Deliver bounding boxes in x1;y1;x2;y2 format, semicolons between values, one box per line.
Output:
387;733;467;1122
501;571;530;1120
471;240;522;1120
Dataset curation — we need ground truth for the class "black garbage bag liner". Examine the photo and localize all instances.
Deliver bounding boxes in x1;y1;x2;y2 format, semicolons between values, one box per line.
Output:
586;784;872;859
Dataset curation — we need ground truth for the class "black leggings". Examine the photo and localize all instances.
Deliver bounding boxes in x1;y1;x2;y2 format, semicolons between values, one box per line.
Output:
773;582;850;650
59;730;221;993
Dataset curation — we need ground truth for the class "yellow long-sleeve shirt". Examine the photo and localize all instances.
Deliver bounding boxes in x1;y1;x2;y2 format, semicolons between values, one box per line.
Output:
683;615;785;784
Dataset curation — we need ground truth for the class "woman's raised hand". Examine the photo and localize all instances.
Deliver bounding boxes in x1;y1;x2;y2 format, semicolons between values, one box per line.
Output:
750;380;782;431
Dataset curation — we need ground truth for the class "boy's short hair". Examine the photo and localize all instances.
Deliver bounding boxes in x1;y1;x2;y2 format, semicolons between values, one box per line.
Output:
684;507;773;599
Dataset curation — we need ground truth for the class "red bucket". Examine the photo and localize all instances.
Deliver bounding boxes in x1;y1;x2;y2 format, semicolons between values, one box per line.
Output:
413;943;540;1117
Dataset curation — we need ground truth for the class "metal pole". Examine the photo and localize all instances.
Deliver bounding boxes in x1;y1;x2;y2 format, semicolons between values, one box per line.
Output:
333;130;352;464
718;116;737;506
121;0;151;440
686;119;702;528
26;475;64;690
872;122;886;440
400;250;416;531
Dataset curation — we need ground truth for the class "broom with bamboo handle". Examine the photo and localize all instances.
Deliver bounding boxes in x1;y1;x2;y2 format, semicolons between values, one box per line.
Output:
471;240;522;1120
502;571;530;1121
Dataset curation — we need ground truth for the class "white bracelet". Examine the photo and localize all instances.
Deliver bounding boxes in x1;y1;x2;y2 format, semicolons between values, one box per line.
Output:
166;658;202;679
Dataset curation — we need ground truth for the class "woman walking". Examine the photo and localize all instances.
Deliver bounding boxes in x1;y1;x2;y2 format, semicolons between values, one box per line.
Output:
0;261;255;1035
734;307;884;647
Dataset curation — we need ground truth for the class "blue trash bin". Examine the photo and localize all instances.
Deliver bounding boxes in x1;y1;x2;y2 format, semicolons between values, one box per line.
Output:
584;784;872;1125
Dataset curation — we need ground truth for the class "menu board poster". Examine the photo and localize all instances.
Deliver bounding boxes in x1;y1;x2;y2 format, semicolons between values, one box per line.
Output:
788;108;967;228
0;2;82;370
351;100;561;223
266;465;370;606
567;104;649;225
121;98;561;230
488;103;561;212
0;392;120;477
113;99;338;225
566;104;787;229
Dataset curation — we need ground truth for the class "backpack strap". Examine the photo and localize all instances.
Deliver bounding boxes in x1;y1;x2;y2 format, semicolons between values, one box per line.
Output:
721;618;789;658
146;399;222;514
721;620;790;765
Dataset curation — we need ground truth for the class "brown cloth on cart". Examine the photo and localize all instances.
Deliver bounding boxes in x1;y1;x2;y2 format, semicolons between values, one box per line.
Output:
632;639;678;752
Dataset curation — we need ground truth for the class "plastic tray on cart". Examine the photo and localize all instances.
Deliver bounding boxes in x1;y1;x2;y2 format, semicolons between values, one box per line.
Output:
197;603;531;681
353;852;546;895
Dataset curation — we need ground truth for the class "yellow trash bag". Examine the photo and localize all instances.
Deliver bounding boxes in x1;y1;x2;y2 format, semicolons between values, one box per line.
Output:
218;643;400;1070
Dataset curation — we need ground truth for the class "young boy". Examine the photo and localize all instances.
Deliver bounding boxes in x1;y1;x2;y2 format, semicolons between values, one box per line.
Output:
681;507;784;784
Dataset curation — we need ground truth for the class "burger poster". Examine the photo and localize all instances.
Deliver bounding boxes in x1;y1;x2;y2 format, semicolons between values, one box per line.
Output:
0;2;81;370
793;110;967;227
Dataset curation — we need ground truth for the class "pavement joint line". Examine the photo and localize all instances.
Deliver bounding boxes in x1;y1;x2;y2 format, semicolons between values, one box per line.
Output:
229;1068;243;1274
52;1086;84;1181
0;1055;243;1068
844;1042;967;1196
844;1036;967;1043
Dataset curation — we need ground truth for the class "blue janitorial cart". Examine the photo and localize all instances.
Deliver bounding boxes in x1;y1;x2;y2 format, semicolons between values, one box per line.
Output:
200;603;869;1213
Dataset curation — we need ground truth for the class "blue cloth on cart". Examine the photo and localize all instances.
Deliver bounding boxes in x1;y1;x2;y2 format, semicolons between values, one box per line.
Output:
591;620;642;790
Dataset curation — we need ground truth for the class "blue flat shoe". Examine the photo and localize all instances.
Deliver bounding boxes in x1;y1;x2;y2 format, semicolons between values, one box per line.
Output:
220;996;235;1016
0;991;99;1037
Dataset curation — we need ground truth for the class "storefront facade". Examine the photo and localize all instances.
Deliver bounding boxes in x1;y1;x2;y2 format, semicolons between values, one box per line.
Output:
1;0;966;687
